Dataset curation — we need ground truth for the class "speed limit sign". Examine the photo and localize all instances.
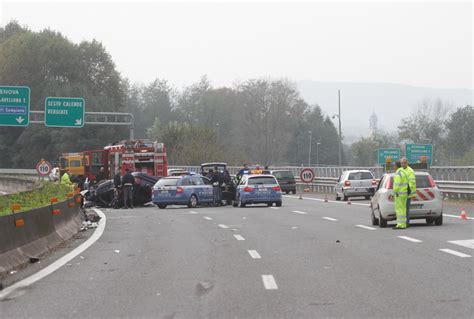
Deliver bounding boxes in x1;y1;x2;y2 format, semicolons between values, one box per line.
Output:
36;160;52;177
300;168;315;183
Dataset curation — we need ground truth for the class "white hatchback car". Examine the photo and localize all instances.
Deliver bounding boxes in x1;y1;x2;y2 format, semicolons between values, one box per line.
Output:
370;171;443;227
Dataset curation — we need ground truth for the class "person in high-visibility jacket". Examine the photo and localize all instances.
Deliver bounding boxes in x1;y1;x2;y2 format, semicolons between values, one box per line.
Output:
393;160;409;229
401;157;416;226
60;169;73;186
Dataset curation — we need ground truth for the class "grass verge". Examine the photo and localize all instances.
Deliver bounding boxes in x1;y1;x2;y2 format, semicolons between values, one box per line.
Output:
0;183;73;216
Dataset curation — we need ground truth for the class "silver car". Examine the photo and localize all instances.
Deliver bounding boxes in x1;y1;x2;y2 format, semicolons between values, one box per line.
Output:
370;171;443;227
335;170;377;201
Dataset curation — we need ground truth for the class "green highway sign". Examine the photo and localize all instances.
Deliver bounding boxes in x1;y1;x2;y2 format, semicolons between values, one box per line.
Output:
0;86;30;127
45;97;85;128
405;143;433;165
377;148;400;164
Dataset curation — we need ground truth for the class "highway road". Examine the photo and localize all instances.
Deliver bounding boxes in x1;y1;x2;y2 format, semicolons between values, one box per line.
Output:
1;195;473;318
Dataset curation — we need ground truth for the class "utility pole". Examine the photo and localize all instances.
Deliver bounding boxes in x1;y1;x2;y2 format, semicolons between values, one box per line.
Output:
308;130;312;167
338;90;342;166
316;142;321;166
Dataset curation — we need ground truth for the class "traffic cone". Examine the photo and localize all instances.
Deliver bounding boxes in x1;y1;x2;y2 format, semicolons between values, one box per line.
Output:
460;208;467;220
347;198;351;205
324;195;328;203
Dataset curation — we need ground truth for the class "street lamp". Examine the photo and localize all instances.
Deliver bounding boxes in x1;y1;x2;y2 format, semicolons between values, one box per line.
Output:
331;89;342;166
308;130;312;167
316;142;322;166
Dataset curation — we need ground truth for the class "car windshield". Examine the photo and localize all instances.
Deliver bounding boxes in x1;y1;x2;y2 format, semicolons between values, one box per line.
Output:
273;171;293;179
248;176;277;185
156;178;179;186
348;172;373;180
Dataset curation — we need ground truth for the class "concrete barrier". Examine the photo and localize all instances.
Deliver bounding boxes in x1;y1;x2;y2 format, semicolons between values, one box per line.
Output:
0;197;84;275
0;176;41;194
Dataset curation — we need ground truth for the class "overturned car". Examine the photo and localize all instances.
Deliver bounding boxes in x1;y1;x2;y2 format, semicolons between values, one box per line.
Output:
83;172;159;208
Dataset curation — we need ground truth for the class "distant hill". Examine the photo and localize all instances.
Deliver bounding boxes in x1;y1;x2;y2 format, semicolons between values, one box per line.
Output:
297;81;473;143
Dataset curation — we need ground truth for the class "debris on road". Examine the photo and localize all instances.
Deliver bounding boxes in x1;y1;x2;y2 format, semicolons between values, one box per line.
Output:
9;270;17;275
29;257;39;264
196;281;214;296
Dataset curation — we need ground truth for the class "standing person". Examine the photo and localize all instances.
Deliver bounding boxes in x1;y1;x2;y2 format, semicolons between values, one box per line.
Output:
401;157;416;226
121;169;134;209
237;164;249;177
393;160;408;230
96;167;106;184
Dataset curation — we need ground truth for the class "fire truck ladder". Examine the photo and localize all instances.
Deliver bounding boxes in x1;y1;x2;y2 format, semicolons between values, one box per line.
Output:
29;111;135;139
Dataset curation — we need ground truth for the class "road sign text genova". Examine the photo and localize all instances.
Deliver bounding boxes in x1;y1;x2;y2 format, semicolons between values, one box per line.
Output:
0;86;30;127
45;97;85;128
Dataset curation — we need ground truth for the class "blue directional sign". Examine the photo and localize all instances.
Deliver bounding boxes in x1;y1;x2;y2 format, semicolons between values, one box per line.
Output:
45;97;85;128
0;86;30;127
406;144;433;165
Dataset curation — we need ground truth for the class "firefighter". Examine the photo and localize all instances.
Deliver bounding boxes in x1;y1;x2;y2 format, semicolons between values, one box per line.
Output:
60;169;73;186
401;157;416;226
393;160;408;229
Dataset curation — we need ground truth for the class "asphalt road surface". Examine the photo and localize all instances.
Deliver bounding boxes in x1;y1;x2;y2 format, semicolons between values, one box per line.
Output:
1;195;473;318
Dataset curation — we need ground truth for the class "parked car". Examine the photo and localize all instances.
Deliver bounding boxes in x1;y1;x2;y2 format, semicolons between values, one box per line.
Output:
370;171;443;227
233;174;282;207
270;170;296;194
335;170;377;201
152;175;214;209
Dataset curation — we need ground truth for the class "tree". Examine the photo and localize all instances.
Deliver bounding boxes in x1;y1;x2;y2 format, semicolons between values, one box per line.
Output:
444;105;474;161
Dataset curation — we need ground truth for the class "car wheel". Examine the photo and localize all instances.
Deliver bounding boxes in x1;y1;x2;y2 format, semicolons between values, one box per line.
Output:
285;191;289;195
238;196;246;208
343;193;348;201
434;214;443;226
157;204;167;209
232;200;238;207
379;208;387;228
188;195;198;208
276;201;282;207
365;195;371;200
426;217;434;225
226;199;233;206
292;190;296;194
371;206;379;226
267;203;273;207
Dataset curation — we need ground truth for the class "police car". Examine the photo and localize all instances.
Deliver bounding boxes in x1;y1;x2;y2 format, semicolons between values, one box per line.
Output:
152;175;214;209
233;174;282;207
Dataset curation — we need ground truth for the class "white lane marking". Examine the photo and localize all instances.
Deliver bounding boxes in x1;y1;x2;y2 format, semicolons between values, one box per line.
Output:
439;249;472;258
284;195;370;207
448;239;474;249
0;208;107;300
398;236;422;243
189;211;198;214
233;234;245;241
444;214;474;220
218;224;229;229
270;207;280;210
322;217;339;221
248;250;262;259
293;210;308;215
108;215;140;219
355;225;377;230
262;275;278;290
203;216;213;220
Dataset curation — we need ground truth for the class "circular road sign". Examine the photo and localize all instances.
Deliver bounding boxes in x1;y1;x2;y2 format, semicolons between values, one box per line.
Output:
300;168;315;183
36;160;52;177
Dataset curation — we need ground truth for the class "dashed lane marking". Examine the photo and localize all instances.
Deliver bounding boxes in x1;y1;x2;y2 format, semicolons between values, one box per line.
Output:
270;207;280;210
448;239;474;249
218;224;229;229
248;250;262;259
203;216;213;220
355;224;377;230
439;249;472;258
293;210;308;215
284;195;370;207
189;211;198;214
398;236;422;243
322;217;338;221
262;275;278;290
233;234;245;241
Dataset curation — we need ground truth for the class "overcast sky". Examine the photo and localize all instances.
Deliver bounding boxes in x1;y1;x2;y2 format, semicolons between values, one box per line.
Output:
0;1;472;90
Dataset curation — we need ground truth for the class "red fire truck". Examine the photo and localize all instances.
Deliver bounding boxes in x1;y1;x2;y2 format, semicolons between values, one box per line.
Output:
59;139;168;183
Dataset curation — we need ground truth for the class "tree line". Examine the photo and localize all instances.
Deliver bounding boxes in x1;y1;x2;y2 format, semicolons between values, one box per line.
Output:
0;22;471;168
